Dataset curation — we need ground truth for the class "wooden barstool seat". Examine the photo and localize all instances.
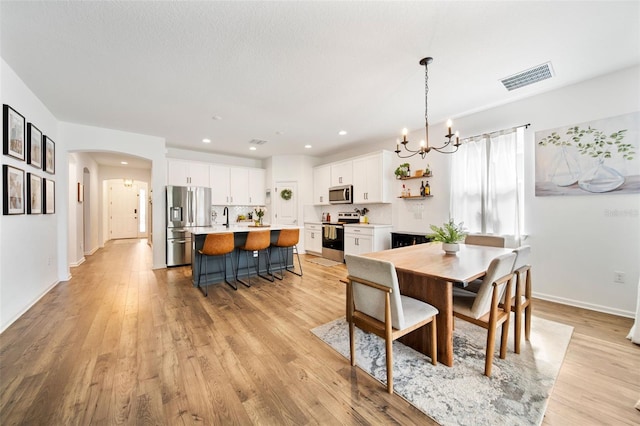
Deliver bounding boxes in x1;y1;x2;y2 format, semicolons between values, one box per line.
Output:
271;228;303;279
236;230;274;287
197;232;237;296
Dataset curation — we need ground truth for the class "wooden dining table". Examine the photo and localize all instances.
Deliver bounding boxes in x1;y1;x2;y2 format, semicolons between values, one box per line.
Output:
363;242;513;367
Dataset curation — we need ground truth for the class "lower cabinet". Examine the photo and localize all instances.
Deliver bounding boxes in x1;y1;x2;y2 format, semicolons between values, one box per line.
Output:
344;225;392;256
305;223;322;255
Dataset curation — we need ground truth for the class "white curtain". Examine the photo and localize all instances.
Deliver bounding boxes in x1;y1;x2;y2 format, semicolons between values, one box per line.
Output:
450;128;523;242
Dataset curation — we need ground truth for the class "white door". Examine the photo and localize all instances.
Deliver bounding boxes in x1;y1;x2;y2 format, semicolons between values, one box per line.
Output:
110;182;139;239
274;181;298;225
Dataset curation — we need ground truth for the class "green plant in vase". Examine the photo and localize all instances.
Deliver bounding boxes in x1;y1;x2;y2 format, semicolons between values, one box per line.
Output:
427;219;468;255
394;163;411;179
254;207;266;225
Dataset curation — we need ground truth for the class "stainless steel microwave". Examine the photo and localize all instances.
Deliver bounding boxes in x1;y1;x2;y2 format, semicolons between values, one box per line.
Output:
329;185;353;204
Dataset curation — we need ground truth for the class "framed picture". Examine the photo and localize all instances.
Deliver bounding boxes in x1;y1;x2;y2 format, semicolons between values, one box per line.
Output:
3;104;25;161
27;123;42;169
2;164;25;215
44;136;55;174
27;173;42;214
43;179;55;214
77;182;84;203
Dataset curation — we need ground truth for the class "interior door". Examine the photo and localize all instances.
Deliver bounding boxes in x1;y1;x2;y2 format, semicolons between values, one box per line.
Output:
109;182;139;239
274;181;298;225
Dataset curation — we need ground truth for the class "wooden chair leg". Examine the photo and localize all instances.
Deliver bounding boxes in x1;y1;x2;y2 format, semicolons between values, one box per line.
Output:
500;317;510;360
349;319;356;367
485;326;496;377
430;319;438;365
385;335;393;394
514;306;522;354
525;304;532;341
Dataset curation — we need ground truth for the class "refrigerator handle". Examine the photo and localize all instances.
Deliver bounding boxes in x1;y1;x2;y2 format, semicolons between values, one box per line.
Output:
188;190;194;224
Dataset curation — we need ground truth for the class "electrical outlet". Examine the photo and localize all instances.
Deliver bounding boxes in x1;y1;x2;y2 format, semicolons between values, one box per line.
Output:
614;271;625;284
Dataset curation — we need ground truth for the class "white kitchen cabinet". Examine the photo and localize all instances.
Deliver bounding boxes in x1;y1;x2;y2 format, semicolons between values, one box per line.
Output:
209;165;265;206
304;223;323;255
209;165;231;204
167;159;209;187
352;151;393;204
248;168;265;205
330;160;353;186
344;225;392;256
313;164;331;205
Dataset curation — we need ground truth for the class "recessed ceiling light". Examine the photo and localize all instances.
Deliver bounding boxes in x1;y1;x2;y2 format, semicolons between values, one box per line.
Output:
120;161;128;165
212;115;222;121
202;138;211;143
305;145;312;149
338;130;347;136
249;146;257;151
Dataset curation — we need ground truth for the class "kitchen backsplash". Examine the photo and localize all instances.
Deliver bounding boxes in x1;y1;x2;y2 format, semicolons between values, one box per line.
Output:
211;205;265;224
304;203;393;224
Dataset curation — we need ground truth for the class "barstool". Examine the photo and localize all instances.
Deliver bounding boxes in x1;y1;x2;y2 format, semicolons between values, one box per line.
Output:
197;232;237;296
236;230;274;287
271;228;303;279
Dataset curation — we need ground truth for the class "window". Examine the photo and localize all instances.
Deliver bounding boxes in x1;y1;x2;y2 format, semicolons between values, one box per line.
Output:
450;127;525;241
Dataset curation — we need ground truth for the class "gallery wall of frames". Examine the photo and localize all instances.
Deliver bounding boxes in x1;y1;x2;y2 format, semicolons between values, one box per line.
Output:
3;104;55;215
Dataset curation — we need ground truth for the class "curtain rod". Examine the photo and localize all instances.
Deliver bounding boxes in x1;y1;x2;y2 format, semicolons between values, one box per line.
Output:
461;123;530;142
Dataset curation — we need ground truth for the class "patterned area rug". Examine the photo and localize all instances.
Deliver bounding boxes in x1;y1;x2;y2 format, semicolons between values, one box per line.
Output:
306;257;343;267
311;316;573;426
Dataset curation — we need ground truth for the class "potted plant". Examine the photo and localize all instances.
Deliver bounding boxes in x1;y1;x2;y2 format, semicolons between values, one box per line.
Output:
394;163;411;179
427;219;468;255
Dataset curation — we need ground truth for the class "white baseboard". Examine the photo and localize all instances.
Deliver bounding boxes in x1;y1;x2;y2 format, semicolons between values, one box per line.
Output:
84;246;99;256
69;257;86;268
533;291;635;319
0;279;60;333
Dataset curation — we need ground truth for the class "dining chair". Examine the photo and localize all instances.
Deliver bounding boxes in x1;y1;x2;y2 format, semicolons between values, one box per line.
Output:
465;234;506;248
236;230;274;287
197;232;237;296
270;228;303;279
452;252;516;376
345;254;438;394
511;245;532;354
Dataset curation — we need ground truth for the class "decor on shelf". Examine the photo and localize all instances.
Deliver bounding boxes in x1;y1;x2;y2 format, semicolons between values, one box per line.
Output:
535;112;639;196
280;188;292;200
3;104;25;161
3;164;25;215
426;219;468;254
424;164;431;176
395;57;461;159
394;163;411;179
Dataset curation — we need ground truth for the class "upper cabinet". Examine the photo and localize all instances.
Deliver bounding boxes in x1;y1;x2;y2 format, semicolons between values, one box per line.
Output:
330;160;353;186
167;159;209;187
352;151;393;204
248;168;265;206
209;165;265;206
313;165;331;205
313;150;394;205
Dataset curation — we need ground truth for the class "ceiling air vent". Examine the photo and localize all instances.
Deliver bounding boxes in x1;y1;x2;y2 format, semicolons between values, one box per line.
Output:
501;62;554;91
248;139;268;145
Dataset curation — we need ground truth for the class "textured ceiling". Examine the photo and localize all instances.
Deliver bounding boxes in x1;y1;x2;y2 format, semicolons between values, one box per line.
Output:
1;1;639;161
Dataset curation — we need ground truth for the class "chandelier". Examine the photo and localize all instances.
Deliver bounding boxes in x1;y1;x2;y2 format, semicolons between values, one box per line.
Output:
395;57;460;159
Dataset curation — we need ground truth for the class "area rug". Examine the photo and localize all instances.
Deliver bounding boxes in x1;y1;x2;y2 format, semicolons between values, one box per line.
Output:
306;257;343;267
311;316;573;426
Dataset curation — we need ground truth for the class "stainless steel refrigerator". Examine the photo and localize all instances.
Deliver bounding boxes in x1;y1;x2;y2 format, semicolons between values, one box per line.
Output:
166;186;212;266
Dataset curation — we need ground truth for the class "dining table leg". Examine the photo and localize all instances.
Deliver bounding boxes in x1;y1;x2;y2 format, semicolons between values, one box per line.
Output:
395;270;454;367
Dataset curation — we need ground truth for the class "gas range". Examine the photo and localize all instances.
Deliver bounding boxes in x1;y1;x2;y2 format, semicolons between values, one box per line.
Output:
321;212;359;263
322;212;360;226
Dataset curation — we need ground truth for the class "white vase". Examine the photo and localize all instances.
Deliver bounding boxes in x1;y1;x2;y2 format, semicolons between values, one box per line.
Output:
442;243;460;255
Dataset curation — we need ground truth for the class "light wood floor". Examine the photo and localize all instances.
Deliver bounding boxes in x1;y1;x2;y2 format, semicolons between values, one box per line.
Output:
1;240;638;425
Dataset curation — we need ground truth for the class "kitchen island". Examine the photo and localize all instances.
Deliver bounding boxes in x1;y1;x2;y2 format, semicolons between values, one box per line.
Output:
189;225;301;288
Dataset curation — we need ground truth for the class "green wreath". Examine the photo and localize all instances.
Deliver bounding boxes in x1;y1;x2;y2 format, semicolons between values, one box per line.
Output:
280;188;293;200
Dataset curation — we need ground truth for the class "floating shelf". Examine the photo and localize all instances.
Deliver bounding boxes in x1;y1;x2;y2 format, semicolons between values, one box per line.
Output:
397;195;434;199
397;174;433;180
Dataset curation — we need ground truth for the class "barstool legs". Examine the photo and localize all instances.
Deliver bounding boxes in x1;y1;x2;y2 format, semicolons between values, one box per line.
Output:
236;249;275;287
198;252;238;296
272;245;303;280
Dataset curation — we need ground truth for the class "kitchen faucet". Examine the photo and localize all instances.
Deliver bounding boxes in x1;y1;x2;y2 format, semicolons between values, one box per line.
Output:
223;206;229;228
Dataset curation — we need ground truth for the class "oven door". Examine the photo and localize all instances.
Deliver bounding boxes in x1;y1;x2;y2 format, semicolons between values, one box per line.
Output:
322;224;345;262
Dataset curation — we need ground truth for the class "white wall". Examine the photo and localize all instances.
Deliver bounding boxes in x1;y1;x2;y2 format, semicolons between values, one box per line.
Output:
0;59;61;331
60;123;167;270
68;152;100;265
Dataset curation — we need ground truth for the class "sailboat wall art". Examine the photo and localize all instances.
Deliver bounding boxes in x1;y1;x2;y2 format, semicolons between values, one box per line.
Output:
535;111;639;196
